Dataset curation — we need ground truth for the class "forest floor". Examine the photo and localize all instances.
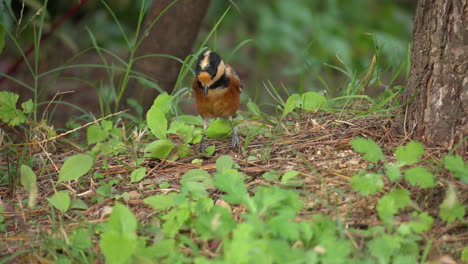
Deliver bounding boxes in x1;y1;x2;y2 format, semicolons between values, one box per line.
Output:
1;112;467;262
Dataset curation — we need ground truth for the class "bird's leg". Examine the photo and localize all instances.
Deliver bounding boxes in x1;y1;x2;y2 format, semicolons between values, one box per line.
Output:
199;118;209;153
229;116;239;149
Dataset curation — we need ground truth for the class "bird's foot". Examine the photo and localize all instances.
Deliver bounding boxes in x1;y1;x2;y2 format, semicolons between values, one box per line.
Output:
231;132;240;150
198;138;206;153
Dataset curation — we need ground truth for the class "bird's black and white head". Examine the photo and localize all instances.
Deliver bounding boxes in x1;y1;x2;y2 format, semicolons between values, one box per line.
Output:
195;50;226;96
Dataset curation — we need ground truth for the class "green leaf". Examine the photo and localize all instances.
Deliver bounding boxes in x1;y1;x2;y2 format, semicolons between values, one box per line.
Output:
205;145;215;156
58;154;94;183
108;203;137;234
21;99;33;113
206;119;231;139
262;170;281;181
350;137;384;162
0;91;26;126
443;155;468;183
70;199;88;210
146;107;167;139
20;165;38;208
161;205;191;238
282;93;301;118
151;93;173;114
281;170;302;186
173;115;204;126
145;139;174;159
144;193;179;210
99;203;137;263
214;169;248;204
216;155;234;173
408;212;433;233
87;124;109;145
395;141;424;166
385;164;401;182
368;234;401;263
462;246;468;263
439;185;465;224
180;169;213;198
300;92;327;111
247;101;263;116
404;166;435;188
350;172;384;196
47;191;71;212
145;239;176;259
195;206;236;240
130;167;146;183
70;228;92;250
377;189;411;223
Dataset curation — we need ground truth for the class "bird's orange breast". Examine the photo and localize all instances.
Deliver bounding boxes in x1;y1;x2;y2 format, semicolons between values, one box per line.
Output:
193;78;241;118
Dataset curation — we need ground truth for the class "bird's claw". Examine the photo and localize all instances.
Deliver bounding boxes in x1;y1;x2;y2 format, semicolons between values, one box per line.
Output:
199;137;206;153
231;132;240;150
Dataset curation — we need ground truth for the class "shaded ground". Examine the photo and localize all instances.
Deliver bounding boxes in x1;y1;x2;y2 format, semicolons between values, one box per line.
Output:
1;112;466;262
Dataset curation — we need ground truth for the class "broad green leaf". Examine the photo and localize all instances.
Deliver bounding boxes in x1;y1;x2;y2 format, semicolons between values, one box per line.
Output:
216;155;234;173
404;166;435;188
262;170;281;181
152;93;173;114
21;99;33;113
130;167;146;183
20;165;37;208
70;199;88;210
145;239;176;259
408;212;433;233
146;107;167;139
87;124;109;145
144;193;179;210
180;169;213;198
349;173;384;196
281;170;302;186
173;115;204;126
47;191;71;212
195;206;236;240
177;124;195;143
462;246;468;263
439;185;465;224
58;154;94;183
350;137;384;162
100;230;137;264
247;101;263;117
145;140;174;159
214;169;248;204
70;228;92;250
368;234;401;263
377;189;411;223
205;145;215;156
282;93;301;118
107;203;137;234
0;91;26;126
320;237;352;264
443;155;468;183
395;141;424;166
161;205;191;237
384;164;401;182
206;119;231;139
300;92;327;111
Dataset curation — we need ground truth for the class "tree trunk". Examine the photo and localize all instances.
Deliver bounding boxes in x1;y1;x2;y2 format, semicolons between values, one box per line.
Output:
131;0;211;110
402;0;467;153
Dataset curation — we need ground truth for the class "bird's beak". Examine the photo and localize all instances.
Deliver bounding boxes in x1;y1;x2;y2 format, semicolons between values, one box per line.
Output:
203;84;209;97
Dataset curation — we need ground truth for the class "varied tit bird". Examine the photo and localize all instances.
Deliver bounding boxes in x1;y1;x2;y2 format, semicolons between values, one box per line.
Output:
193;50;243;153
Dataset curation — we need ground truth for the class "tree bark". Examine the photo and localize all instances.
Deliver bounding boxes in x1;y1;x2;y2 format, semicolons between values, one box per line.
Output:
130;0;211;110
402;0;467;153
